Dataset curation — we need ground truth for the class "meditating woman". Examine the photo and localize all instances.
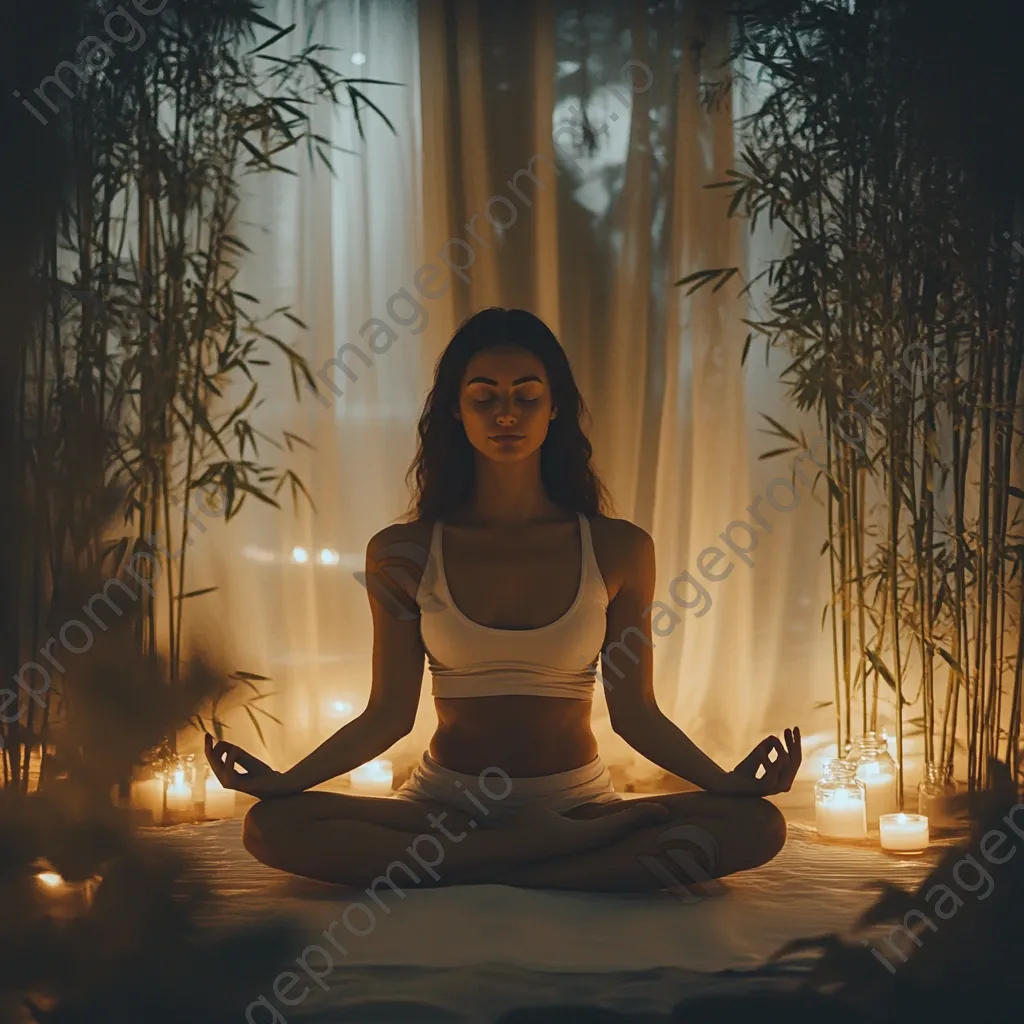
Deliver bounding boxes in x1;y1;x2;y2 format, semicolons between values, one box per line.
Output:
206;306;801;891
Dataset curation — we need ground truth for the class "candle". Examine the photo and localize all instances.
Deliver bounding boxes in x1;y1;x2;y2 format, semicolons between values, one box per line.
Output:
815;758;868;839
34;864;101;920
879;812;929;853
201;771;237;819
858;765;900;826
816;788;868;839
350;759;393;795
165;767;194;818
851;732;899;829
131;775;165;825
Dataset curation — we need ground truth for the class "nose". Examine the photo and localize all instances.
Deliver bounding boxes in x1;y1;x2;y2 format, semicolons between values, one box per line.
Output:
495;397;517;427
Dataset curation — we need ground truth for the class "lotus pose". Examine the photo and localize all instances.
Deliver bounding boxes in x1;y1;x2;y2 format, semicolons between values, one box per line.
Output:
207;307;800;891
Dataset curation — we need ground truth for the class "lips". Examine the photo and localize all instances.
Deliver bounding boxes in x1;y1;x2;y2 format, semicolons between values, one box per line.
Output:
490;434;525;442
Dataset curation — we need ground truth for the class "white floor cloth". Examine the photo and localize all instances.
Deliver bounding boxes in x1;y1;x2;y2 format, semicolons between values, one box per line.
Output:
151;791;939;1022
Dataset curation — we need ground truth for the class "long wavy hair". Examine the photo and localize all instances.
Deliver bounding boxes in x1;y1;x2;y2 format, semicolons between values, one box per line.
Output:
405;307;613;522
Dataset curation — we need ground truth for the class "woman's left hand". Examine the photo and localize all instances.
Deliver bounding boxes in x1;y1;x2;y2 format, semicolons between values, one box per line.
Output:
205;734;295;798
721;726;802;797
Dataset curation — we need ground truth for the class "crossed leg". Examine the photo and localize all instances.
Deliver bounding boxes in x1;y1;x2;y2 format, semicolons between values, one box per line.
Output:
471;791;787;891
241;788;786;893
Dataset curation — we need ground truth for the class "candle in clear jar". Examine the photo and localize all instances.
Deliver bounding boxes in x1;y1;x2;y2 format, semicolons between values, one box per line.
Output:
131;775;165;825
202;772;237;819
816;788;867;839
857;764;899;826
879;812;929;853
165;768;194;817
350;759;393;795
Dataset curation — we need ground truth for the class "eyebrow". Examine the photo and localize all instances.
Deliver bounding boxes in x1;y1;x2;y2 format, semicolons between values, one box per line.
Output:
467;375;543;386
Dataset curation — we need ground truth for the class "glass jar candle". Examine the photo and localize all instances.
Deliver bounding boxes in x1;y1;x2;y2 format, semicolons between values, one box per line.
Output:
200;765;237;819
850;731;899;828
918;762;959;829
815;758;868;839
165;757;195;820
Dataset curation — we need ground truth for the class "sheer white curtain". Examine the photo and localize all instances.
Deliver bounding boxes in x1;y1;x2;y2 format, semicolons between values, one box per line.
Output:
183;0;873;792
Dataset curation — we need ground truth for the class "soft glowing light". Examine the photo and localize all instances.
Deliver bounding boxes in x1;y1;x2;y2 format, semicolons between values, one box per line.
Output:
165;766;194;814
350;759;393;795
816;788;868;839
351;52;366;65
879;812;930;853
329;699;355;718
131;774;165;825
36;872;63;888
202;769;237;819
319;548;340;566
292;546;309;564
242;544;276;563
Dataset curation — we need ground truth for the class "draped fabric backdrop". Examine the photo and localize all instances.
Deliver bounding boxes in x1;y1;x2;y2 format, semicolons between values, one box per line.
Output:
180;0;913;794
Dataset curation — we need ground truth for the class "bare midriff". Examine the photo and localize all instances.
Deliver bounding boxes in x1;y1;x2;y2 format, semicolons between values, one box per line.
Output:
429;695;599;777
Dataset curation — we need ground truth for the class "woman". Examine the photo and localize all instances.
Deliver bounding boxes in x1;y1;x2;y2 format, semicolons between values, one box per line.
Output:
207;307;800;891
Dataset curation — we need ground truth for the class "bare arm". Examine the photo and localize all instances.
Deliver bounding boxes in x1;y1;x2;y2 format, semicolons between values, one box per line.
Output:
204;527;428;799
600;526;800;796
277;527;426;792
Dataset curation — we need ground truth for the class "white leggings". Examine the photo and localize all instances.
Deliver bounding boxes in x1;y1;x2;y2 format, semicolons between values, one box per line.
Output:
392;750;622;825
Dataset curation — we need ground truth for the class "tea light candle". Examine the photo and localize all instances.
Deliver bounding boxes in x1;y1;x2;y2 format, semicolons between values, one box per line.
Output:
131;775;165;825
351;759;393;795
202;771;237;819
165;767;194;816
879;812;929;853
816;788;867;839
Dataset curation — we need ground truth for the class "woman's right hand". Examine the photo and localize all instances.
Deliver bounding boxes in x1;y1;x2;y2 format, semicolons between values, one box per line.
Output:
205;734;296;799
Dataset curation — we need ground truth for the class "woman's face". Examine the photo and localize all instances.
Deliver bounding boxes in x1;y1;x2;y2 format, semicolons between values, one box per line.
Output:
454;345;557;462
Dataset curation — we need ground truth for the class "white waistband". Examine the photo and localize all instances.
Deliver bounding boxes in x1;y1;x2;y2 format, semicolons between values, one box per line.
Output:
393;751;621;819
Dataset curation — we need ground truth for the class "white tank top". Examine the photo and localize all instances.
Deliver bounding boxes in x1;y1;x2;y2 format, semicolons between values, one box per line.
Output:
415;513;610;699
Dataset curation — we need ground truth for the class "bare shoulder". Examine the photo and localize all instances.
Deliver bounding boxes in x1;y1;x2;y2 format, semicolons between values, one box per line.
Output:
366;519;433;560
365;519;436;606
588;515;654;598
366;519;435;577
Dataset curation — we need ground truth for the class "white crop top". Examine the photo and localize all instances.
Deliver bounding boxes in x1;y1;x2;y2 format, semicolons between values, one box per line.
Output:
414;513;610;699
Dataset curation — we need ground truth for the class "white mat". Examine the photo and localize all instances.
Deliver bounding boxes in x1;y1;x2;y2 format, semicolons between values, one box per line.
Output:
150;810;937;1022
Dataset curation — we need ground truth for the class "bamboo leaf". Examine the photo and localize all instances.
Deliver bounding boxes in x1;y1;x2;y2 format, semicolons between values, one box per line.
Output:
247;22;296;56
244;705;268;746
759;446;799;460
759;413;801;444
935;646;964;677
866;650;910;705
741;332;753;366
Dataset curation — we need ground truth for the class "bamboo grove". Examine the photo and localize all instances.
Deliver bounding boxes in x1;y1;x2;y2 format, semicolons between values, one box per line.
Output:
681;0;1024;796
3;0;395;792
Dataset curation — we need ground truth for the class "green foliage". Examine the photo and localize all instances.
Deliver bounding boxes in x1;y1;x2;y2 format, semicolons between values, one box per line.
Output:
6;0;398;790
680;0;1024;795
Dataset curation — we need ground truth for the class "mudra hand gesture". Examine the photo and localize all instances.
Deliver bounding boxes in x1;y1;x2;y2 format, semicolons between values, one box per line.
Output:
205;734;294;799
722;726;802;797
